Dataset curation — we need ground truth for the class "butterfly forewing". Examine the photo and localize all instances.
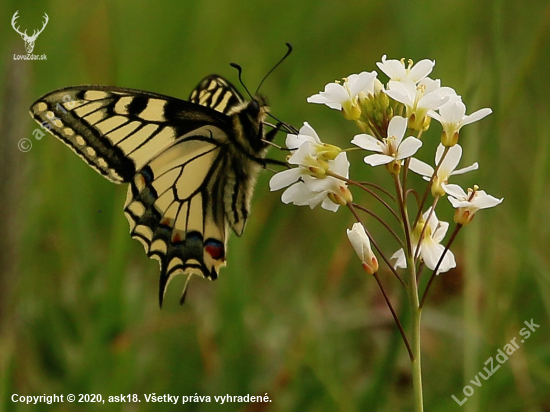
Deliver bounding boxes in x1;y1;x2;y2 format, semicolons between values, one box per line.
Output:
29;76;271;305
30;86;230;183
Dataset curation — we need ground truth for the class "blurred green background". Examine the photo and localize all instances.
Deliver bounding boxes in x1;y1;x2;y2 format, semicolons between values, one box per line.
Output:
1;0;549;411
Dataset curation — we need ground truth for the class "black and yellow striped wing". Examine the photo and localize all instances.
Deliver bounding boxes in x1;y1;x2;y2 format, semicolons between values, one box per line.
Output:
190;75;245;113
29;77;269;305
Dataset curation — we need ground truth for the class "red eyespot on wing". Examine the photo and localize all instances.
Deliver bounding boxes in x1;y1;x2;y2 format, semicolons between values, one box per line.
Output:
205;240;225;261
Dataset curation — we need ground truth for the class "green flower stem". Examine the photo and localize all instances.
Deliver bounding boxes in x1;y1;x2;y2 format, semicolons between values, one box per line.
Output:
394;173;424;412
406;253;424;412
393;175;412;254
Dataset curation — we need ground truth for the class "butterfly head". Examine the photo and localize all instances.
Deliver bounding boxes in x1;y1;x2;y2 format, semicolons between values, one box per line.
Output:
248;94;269;121
227;94;268;119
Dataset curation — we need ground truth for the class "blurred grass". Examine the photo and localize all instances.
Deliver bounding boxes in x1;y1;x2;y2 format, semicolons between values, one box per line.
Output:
0;0;549;411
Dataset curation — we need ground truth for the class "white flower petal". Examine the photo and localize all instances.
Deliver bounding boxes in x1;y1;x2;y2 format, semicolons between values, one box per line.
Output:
434;144;446;164
281;180;324;208
448;197;470;208
388;77;413;92
439;144;463;174
391;248;407;269
422;241;456;274
348;71;377;96
307;83;349;109
421;241;443;270
438;251;456;274
324;83;351;102
281;183;303;204
461;108;492;126
364;154;394;166
305;94;325;104
439;100;466;123
434;86;459;99
306;94;341;110
432;220;449;243
351;134;383;152
396;136;422;159
300;122;322;143
307;176;333;192
321;197;339;212
473;192;503;208
315;100;341;110
286;122;321;149
423;207;439;231
443;183;467;199
285;134;300;150
418;91;449;111
408;59;435;82
387;116;407;144
331;152;350;177
377;55;407;80
408;158;434;177
419;77;441;92
387;79;416;104
384;89;409;106
307;191;329;209
452;162;479;175
269;168;303;191
427;109;443;122
287;142;314;165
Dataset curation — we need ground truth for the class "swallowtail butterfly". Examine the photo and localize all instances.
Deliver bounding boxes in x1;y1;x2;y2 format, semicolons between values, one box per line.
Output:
29;50;293;306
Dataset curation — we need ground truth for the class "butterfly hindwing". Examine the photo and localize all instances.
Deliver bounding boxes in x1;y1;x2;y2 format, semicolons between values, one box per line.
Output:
189;75;245;113
30;77;271;305
123;137;229;304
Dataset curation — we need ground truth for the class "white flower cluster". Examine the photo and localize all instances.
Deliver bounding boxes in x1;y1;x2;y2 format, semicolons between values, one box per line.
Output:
269;122;352;212
270;56;503;275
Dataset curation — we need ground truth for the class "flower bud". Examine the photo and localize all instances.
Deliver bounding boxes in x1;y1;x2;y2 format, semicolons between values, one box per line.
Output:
347;223;378;274
315;143;342;161
327;185;352;206
373;78;384;95
308;164;327;178
342;99;362;121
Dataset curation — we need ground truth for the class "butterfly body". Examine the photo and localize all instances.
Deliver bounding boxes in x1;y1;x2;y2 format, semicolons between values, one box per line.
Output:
30;75;275;305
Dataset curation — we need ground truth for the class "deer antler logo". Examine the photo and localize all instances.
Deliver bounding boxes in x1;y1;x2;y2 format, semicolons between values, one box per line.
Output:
11;11;49;54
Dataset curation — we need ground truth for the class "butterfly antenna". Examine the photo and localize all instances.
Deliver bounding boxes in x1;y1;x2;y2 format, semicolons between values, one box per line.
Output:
230;62;255;101
267;112;300;134
255;43;293;95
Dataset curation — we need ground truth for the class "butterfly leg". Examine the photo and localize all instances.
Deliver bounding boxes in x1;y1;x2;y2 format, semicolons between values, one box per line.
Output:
262;121;298;143
263;158;289;167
